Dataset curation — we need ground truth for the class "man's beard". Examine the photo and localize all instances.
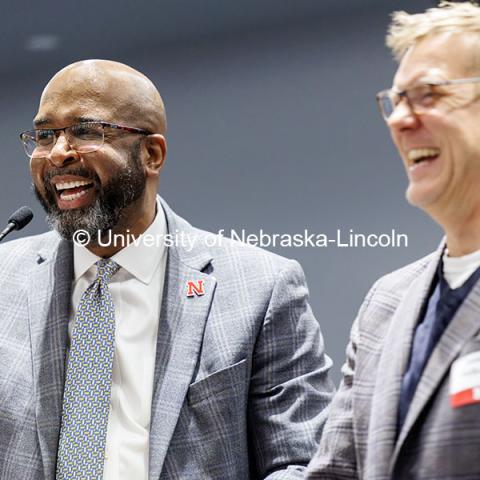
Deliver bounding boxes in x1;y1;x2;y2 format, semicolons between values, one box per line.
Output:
34;143;146;245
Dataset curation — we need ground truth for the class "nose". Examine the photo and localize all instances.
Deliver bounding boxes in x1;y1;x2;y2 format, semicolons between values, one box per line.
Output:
46;132;79;167
387;99;420;132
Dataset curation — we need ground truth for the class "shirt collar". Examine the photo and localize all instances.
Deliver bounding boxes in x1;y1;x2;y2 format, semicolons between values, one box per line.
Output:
73;198;167;285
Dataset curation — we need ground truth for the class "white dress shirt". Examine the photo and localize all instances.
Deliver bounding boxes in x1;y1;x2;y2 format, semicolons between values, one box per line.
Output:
69;200;167;479
443;248;480;289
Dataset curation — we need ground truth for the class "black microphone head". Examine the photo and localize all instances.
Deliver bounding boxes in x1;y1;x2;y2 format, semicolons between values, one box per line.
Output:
8;206;34;230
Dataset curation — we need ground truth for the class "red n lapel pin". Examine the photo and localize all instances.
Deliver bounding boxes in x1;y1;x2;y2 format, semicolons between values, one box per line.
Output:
186;280;205;297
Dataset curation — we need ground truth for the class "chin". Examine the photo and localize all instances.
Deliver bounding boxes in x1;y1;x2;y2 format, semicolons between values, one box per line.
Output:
405;185;439;210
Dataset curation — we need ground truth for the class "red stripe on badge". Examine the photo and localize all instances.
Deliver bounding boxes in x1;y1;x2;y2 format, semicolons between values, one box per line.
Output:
450;387;480;408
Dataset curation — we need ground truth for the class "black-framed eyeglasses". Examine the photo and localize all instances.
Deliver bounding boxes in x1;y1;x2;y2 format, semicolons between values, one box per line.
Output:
19;121;152;158
376;76;480;120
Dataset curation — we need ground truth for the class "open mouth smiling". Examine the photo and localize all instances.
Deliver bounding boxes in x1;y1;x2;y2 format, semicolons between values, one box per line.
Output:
407;147;440;168
50;175;96;209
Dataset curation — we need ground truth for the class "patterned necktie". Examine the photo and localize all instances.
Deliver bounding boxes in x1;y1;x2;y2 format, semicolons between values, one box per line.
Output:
56;259;120;480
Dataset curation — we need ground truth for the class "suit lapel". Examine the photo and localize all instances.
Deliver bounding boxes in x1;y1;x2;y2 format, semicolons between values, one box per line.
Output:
365;249;441;480
27;237;72;479
392;265;480;467
26;201;214;479
148;199;217;479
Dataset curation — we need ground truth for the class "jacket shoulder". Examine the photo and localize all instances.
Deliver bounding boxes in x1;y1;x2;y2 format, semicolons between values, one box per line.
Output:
0;231;61;266
190;225;300;276
372;250;438;300
354;250;439;339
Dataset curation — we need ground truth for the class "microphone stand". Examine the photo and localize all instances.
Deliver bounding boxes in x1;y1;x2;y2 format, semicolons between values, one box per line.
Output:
0;222;17;242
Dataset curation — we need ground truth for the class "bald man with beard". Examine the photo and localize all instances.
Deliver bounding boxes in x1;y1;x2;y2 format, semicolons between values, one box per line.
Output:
0;60;334;480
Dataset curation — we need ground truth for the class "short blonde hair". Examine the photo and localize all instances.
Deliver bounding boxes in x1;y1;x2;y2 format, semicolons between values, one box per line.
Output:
387;1;480;61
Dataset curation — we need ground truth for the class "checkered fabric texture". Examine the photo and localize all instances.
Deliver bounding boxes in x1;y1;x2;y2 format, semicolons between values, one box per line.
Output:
0;197;334;479
307;243;480;479
56;259;120;480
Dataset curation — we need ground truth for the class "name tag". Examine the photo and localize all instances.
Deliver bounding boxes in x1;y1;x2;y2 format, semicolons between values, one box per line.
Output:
450;351;480;408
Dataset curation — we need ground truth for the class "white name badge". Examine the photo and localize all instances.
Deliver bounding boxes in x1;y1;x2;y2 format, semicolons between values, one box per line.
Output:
450;351;480;408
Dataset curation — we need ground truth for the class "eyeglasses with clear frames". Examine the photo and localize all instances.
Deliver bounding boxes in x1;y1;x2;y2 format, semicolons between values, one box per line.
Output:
19;121;152;159
376;76;480;121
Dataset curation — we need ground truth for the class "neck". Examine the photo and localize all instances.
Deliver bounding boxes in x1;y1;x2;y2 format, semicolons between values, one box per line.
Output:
431;204;480;257
445;229;480;257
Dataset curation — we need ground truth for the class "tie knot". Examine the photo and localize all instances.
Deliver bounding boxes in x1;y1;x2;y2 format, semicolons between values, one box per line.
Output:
95;259;120;284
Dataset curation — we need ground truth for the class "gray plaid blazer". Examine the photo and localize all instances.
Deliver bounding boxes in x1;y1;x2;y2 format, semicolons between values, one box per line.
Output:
307;242;480;480
0;197;334;480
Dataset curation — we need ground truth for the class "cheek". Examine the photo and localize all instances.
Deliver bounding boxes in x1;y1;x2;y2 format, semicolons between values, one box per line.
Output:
93;147;138;181
389;126;400;147
446;124;477;171
389;131;406;163
91;159;124;186
29;159;45;192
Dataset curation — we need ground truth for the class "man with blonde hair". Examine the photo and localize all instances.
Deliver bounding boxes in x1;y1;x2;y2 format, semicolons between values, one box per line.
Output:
307;2;480;479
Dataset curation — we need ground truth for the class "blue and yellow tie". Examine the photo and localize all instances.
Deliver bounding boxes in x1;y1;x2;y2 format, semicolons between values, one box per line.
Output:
56;259;120;480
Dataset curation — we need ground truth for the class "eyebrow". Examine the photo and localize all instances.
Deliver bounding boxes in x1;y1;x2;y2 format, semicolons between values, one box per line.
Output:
33;116;105;128
394;70;449;90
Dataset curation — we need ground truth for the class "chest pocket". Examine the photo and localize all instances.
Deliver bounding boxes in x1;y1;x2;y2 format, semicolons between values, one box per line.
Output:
187;358;247;406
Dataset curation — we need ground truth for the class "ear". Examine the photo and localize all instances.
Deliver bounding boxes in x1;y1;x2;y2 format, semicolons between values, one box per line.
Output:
144;134;167;176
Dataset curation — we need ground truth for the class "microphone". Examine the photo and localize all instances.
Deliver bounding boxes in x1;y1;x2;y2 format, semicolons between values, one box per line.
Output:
0;206;34;242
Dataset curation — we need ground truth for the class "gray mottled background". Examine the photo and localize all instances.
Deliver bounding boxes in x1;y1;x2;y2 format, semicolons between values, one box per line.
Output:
1;0;441;382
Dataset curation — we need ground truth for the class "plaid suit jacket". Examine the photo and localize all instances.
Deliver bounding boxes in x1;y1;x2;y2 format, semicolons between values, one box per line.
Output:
0;197;334;479
307;242;480;480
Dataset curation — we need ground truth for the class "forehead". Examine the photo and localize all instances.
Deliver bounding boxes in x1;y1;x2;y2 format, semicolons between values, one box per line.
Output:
393;31;477;89
35;68;136;126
